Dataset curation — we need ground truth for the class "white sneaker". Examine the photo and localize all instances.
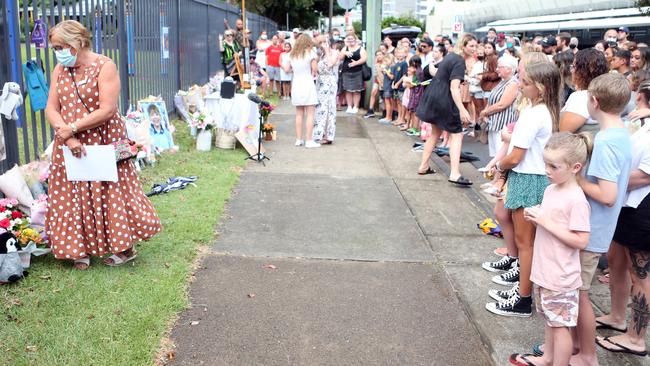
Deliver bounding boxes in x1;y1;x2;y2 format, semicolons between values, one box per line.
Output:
304;140;321;148
351;107;358;114
294;139;304;146
346;107;353;114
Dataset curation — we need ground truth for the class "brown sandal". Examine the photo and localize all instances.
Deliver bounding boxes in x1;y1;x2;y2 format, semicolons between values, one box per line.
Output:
104;248;138;267
73;257;90;270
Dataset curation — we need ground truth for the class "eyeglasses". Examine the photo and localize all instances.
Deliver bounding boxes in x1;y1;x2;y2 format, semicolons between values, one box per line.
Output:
51;45;68;51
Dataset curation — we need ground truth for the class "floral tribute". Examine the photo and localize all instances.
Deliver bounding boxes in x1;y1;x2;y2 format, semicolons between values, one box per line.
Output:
189;111;216;131
0;198;48;249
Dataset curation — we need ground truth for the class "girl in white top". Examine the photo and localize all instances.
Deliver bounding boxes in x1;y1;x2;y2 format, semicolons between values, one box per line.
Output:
282;34;319;148
486;62;561;317
255;31;271;70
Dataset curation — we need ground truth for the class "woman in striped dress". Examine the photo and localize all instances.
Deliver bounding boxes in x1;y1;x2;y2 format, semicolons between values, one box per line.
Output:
479;55;519;157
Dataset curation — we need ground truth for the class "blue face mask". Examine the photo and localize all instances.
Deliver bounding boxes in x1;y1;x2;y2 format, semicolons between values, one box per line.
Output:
55;48;77;67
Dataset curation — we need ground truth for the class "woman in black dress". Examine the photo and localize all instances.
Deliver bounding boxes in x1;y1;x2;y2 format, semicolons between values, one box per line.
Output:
416;33;476;186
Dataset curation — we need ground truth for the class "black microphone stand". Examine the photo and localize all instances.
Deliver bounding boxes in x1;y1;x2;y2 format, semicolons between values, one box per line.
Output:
245;104;270;164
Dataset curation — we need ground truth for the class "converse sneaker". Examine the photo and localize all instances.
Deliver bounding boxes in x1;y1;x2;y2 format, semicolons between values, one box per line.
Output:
488;282;519;302
485;293;532;317
378;118;392;125
346;106;353;114
482;256;517;273
491;261;519;285
294;139;304;146
363;110;376;118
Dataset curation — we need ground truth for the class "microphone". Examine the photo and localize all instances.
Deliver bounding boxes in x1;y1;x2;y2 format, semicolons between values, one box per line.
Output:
247;93;270;107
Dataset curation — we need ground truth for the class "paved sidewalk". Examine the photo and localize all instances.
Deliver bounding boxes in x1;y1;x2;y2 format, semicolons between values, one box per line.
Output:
169;101;650;366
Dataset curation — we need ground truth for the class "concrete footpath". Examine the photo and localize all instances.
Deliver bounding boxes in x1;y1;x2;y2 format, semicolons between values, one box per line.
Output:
169;101;649;366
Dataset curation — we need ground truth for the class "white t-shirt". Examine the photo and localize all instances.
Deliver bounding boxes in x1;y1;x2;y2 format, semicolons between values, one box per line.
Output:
561;90;597;125
626;122;650;208
508;104;553;175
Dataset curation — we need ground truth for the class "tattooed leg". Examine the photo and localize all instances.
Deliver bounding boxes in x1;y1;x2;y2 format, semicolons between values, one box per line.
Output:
630;291;650;336
629;249;650;280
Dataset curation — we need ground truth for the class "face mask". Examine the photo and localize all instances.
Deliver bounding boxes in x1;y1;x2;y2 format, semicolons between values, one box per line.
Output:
506;43;513;48
261;34;267;40
55;48;77;67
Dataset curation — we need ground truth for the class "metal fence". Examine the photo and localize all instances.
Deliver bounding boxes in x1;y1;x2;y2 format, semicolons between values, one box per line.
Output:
0;0;277;172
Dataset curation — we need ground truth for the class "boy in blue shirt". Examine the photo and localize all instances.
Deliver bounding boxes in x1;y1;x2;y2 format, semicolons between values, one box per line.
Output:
572;73;632;366
391;47;408;127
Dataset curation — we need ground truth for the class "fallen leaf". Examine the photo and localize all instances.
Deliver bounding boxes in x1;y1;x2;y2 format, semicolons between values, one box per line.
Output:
247;293;256;298
190;321;200;325
263;264;277;270
166;351;176;361
38;275;51;280
26;346;37;352
87;314;95;320
114;309;121;316
164;262;171;268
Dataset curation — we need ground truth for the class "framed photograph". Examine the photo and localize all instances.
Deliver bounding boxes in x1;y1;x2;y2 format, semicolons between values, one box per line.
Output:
139;100;174;152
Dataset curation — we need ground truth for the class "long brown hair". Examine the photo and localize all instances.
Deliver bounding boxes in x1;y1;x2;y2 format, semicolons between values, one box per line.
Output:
525;62;561;132
290;34;315;59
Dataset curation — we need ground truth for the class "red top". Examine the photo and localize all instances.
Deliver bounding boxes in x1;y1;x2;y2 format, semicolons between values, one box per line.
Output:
265;45;284;67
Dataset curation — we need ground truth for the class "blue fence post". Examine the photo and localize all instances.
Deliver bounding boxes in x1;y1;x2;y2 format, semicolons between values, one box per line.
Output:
116;0;130;113
2;0;22;170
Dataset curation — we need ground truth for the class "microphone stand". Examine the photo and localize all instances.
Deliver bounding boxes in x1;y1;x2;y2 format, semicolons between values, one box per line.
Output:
245;104;270;165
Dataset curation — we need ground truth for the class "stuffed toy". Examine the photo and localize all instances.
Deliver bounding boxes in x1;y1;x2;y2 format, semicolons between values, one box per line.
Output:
0;232;27;284
477;218;503;238
0;82;23;120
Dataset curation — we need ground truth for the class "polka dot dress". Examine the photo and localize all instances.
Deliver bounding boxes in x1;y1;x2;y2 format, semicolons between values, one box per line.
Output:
45;55;161;260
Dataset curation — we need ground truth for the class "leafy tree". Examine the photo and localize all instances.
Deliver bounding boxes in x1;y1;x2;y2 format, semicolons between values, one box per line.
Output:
637;0;650;15
381;15;423;31
352;20;361;36
236;0;345;29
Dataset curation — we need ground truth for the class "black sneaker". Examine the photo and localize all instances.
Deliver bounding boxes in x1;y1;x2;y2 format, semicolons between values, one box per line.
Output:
488;283;519;302
482;255;517;273
485;293;532;317
363;110;376;118
491;261;519;285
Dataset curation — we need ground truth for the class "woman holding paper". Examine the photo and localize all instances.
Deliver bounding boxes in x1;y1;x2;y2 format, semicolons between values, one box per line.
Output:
45;20;161;270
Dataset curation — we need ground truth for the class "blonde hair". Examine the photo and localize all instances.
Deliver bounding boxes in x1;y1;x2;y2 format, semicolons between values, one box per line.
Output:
545;132;593;170
48;20;91;50
516;51;551;112
524;62;562;132
455;33;477;57
290;33;314;59
588;73;631;114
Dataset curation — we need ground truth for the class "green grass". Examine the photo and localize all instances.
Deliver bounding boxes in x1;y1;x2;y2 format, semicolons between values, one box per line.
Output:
0;121;247;366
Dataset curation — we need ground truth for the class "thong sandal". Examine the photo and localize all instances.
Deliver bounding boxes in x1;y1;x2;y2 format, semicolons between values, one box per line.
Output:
448;176;473;186
104;249;138;267
595;319;627;333
73;257;90;270
418;167;436;175
596;336;648;356
508;353;541;366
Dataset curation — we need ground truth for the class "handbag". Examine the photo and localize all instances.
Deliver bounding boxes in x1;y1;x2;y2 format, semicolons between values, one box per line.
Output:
361;63;372;81
69;68;137;162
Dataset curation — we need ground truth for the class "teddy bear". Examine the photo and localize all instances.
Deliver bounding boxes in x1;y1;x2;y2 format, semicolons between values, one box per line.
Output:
0;232;27;284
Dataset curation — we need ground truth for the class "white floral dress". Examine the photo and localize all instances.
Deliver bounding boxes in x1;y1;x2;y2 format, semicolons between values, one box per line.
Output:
313;53;339;141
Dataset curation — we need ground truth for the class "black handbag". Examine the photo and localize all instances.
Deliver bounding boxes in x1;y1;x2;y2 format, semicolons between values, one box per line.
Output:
361;63;372;81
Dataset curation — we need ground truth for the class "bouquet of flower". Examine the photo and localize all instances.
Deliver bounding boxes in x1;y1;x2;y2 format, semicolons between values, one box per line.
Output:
260;104;275;122
125;110;144;125
16;227;47;247
189;111;216;131
0;198;31;235
262;122;275;133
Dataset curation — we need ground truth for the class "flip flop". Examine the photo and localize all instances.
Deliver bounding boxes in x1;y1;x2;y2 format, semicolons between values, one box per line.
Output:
508;353;540;366
596;336;647;356
448;176;473;186
595;320;627;333
531;344;544;357
418;167;436;175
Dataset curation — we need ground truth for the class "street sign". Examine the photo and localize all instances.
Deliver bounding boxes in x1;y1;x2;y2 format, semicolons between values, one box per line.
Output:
337;0;357;10
453;22;463;33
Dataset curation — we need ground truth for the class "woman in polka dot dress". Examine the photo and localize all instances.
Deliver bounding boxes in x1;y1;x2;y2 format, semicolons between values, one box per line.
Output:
45;20;161;270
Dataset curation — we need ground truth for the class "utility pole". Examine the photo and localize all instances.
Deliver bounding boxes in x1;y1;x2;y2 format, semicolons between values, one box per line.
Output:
363;0;381;108
329;0;333;33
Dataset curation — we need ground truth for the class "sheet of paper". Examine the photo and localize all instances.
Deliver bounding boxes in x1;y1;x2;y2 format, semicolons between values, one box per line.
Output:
62;145;118;182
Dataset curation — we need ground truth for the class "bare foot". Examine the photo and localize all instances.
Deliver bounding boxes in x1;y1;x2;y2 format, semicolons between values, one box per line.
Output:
595;314;626;332
569;353;600;366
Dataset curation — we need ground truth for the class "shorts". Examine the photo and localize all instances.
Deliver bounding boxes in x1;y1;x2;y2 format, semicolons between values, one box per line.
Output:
534;285;579;327
393;90;404;100
503;171;548;210
383;89;393;99
266;66;281;81
579;250;601;291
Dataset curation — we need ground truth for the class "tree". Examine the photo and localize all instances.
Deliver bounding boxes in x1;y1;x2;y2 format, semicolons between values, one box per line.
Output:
637;0;650;15
235;0;345;30
381;15;423;31
352;21;362;36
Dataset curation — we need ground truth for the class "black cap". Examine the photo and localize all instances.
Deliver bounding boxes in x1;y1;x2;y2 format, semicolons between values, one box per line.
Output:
542;37;557;47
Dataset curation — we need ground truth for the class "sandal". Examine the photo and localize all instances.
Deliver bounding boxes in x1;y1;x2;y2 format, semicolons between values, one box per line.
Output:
104;249;138;267
73;257;90;270
399;124;409;131
508;353;540;366
596;336;647;356
417;167;436;175
448;176;473;186
595;319;627;332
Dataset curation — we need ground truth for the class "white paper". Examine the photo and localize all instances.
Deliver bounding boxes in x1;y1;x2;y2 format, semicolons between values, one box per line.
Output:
63;145;118;182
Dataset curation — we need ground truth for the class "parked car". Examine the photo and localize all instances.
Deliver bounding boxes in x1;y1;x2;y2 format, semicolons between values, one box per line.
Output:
381;25;422;46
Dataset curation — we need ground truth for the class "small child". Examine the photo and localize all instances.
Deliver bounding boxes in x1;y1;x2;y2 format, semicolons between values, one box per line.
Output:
508;132;592;366
279;42;293;100
364;50;384;119
396;60;416;131
378;53;396;124
572;73;633;366
405;56;424;136
390;47;408;126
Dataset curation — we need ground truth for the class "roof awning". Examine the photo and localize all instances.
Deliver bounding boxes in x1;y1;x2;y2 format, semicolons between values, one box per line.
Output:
474;15;650;33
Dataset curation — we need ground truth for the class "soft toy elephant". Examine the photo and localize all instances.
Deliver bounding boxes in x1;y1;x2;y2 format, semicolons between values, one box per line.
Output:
0;232;27;284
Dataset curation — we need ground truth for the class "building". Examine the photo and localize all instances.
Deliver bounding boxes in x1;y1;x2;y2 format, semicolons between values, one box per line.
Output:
382;0;417;19
415;0;434;23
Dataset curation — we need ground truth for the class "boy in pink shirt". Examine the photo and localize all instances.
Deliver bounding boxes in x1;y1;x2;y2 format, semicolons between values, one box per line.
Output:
508;132;592;366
